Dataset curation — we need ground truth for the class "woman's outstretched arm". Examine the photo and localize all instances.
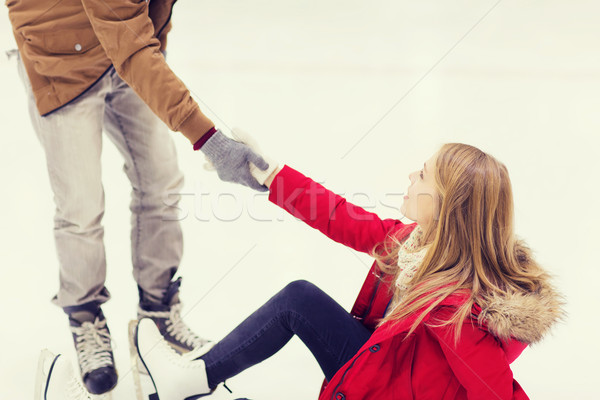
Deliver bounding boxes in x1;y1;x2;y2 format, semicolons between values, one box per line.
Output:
265;165;407;254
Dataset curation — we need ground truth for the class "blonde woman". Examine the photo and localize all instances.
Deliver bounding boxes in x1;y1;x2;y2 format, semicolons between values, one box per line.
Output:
38;143;563;400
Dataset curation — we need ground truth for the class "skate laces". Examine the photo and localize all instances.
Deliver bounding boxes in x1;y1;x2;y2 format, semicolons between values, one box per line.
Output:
138;303;210;349
143;320;206;370
70;318;113;375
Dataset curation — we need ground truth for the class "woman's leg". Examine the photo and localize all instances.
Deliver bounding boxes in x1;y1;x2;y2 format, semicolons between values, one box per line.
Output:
199;280;371;389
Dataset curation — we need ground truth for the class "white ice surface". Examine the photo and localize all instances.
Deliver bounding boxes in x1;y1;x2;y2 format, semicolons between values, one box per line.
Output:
1;1;599;399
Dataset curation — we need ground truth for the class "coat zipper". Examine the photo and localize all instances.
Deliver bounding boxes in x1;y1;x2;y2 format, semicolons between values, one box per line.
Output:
156;0;176;39
362;276;382;321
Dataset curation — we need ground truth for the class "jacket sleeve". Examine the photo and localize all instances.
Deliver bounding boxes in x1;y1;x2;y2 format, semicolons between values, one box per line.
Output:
268;165;405;254
80;0;213;144
429;323;527;400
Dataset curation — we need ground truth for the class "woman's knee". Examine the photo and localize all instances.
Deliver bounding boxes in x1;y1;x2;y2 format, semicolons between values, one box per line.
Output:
280;280;319;298
270;280;326;314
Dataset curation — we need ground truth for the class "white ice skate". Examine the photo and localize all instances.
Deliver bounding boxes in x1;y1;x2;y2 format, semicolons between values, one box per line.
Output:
133;318;212;400
34;349;111;400
128;302;214;379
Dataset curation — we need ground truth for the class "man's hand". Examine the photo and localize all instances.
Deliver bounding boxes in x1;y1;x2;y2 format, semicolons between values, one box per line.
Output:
201;129;270;191
230;128;279;187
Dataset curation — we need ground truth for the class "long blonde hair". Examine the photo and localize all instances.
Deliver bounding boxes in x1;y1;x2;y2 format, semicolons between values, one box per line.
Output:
374;143;548;340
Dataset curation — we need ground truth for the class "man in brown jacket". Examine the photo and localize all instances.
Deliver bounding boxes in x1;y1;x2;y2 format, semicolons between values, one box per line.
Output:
7;0;270;395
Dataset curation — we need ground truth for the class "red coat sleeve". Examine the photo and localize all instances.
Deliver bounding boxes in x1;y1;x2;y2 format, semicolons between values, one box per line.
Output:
268;165;404;254
428;323;529;400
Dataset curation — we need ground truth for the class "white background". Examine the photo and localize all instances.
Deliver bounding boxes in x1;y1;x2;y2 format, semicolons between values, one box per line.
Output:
1;0;599;399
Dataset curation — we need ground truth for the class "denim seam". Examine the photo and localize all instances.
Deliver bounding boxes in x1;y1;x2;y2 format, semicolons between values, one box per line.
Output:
204;315;281;370
111;101;144;269
205;309;344;375
288;310;349;370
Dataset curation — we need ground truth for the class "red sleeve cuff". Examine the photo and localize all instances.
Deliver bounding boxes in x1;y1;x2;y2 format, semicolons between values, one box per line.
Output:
193;126;217;151
267;165;302;205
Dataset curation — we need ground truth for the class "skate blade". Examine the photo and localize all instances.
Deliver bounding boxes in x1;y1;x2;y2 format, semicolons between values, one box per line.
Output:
128;320;145;400
129;320;162;400
34;349;57;400
128;319;150;374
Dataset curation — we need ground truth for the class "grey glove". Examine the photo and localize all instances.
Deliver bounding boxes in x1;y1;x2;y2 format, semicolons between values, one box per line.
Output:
201;129;270;191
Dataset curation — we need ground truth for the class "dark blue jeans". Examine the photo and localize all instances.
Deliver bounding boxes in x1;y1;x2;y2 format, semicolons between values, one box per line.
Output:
199;280;372;389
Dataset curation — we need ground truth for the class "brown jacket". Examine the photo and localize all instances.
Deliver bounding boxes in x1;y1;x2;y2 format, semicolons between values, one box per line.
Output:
6;0;213;144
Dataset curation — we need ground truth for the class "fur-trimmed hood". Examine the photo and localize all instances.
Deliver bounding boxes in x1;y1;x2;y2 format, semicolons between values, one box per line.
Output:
477;280;565;344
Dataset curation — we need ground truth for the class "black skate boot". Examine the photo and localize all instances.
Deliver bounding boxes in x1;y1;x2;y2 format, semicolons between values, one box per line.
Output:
67;306;118;395
136;277;213;357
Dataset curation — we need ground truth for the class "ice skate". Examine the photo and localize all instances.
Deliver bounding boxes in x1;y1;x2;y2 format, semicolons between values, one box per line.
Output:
132;278;214;379
134;318;212;400
68;309;118;395
34;349;111;400
130;301;213;378
137;278;213;357
128;319;146;400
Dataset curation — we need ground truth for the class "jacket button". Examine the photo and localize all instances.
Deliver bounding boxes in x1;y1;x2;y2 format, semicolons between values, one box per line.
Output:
74;43;82;51
335;393;345;400
369;344;380;353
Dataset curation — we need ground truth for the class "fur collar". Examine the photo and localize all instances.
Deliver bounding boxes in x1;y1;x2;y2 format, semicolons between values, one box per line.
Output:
477;281;565;344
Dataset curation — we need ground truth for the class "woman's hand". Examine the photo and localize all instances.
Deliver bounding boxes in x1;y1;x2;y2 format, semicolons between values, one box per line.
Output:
264;167;282;189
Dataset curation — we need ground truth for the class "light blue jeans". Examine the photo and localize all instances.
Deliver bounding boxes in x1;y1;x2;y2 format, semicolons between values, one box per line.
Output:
17;56;185;309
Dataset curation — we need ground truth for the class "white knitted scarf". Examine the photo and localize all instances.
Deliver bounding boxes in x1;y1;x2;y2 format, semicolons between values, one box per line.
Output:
385;225;429;317
395;224;428;291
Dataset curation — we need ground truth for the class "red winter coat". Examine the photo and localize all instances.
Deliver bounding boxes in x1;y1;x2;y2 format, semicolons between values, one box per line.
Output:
268;166;562;400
